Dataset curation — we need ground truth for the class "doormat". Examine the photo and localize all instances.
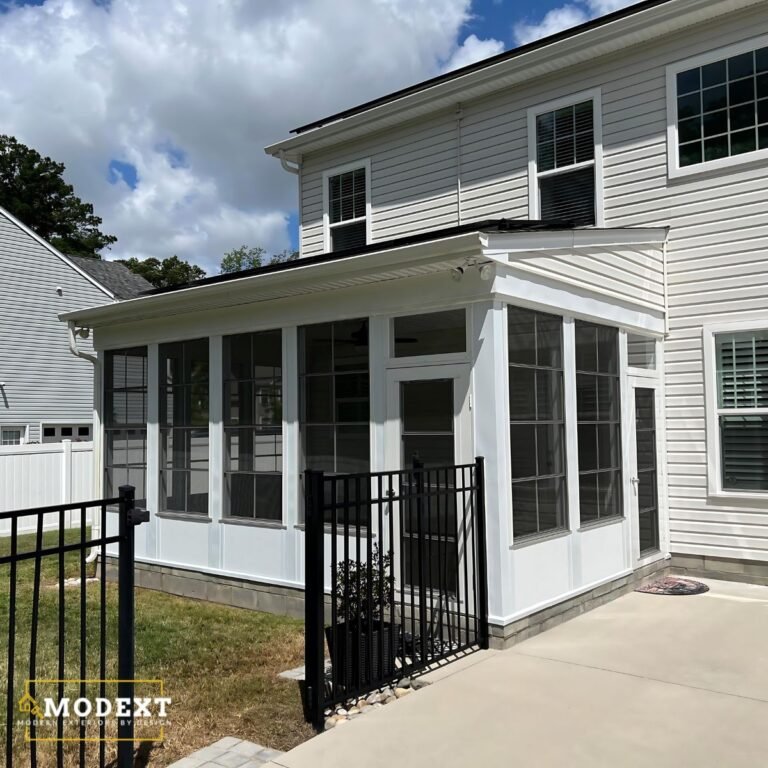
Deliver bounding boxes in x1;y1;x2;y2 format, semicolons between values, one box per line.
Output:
636;577;709;596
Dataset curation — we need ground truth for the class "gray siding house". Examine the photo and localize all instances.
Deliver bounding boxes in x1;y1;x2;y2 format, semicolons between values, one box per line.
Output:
64;0;768;644
0;205;150;445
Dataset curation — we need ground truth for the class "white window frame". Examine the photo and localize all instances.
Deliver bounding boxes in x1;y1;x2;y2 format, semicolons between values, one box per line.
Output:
527;88;604;227
322;158;372;253
666;34;768;180
40;421;93;442
703;318;768;502
1;425;27;446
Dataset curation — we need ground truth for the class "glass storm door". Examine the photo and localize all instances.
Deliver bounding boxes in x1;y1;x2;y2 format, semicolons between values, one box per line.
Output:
633;387;660;555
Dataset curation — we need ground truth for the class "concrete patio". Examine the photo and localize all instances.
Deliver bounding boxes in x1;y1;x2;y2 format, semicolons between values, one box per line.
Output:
269;576;768;768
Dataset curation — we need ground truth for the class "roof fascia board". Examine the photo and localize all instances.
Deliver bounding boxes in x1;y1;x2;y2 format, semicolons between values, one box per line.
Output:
60;231;484;327
0;205;116;300
265;0;758;160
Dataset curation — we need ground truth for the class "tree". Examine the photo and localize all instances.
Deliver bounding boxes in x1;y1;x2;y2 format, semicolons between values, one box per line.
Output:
119;256;206;288
0;134;116;257
220;245;299;274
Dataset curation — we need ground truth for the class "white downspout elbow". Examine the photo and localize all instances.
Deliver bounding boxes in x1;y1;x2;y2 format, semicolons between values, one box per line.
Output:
279;150;301;175
67;320;101;563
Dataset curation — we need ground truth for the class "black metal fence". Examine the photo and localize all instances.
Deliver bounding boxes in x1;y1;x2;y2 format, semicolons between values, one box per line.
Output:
1;485;148;768
304;458;488;729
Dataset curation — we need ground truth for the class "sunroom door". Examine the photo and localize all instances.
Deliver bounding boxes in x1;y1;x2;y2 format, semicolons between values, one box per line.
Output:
385;365;472;593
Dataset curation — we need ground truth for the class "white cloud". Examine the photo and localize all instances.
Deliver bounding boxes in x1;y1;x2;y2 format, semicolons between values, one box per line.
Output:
441;33;505;73
0;0;504;273
513;0;642;46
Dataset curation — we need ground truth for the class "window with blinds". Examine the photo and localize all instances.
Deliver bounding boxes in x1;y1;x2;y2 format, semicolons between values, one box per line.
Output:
716;330;768;491
534;99;596;225
327;166;367;252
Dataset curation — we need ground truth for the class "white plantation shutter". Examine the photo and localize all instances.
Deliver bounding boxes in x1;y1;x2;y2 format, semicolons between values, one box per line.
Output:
716;331;768;491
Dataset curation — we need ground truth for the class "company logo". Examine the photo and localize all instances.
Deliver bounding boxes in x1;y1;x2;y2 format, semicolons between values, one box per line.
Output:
17;680;170;743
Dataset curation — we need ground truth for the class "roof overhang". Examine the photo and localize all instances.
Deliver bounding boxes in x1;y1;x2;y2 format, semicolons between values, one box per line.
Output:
265;0;762;162
60;227;668;331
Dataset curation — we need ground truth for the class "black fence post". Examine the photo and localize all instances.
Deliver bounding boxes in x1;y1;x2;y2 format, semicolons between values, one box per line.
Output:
474;458;490;650
412;457;428;661
116;485;152;768
304;469;326;732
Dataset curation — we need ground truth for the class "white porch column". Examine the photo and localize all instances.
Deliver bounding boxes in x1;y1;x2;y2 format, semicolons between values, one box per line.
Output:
282;326;300;582
208;334;224;570
146;342;160;560
470;300;511;623
369;315;388;473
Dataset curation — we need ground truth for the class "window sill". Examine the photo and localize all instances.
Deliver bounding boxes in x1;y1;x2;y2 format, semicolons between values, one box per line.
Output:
707;490;768;507
156;511;212;523
220;517;287;530
294;523;376;537
511;527;571;550
578;515;624;533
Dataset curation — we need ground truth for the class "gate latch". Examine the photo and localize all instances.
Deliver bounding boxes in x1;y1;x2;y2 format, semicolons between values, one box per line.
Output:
128;507;150;526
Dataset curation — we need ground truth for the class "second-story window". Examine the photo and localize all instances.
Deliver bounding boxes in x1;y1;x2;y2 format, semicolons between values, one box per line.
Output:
530;95;599;226
326;163;368;252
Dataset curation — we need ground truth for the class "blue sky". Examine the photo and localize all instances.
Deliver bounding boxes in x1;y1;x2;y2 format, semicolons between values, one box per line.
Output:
0;0;638;269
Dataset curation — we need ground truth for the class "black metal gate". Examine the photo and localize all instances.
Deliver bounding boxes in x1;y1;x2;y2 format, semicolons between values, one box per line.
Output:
1;485;148;768
304;458;489;730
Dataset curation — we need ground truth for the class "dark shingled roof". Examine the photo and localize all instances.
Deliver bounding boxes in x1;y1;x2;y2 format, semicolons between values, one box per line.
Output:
68;255;154;300
143;218;574;296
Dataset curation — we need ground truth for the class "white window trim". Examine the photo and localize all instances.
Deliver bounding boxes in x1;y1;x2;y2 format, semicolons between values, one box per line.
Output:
703;318;768;503
666;33;768;180
1;425;28;446
322;158;372;253
527;88;604;227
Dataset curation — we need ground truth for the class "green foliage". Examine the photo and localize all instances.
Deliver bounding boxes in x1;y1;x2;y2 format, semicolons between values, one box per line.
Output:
0;134;117;257
333;544;394;624
220;244;299;274
119;255;206;288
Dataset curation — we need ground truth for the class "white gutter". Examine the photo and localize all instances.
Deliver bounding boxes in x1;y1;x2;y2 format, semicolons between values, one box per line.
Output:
67;321;101;564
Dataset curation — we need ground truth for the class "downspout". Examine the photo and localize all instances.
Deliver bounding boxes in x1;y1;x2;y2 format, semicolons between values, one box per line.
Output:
455;103;463;225
68;320;101;564
279;149;300;175
661;234;670;337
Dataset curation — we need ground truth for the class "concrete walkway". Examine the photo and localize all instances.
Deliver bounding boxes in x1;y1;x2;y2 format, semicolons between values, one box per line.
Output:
271;577;768;768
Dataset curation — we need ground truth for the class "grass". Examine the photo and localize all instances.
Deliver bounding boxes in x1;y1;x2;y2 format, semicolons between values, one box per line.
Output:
0;528;314;766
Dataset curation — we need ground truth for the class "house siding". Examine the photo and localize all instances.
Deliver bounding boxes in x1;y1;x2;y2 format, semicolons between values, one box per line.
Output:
298;3;768;563
0;211;110;443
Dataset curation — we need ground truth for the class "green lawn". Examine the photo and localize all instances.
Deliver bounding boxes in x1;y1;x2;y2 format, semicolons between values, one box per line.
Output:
0;528;313;766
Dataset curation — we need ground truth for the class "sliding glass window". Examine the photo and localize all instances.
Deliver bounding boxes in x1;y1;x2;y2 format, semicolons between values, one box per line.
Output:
223;330;283;521
508;307;567;539
575;321;622;524
160;338;209;515
104;347;148;507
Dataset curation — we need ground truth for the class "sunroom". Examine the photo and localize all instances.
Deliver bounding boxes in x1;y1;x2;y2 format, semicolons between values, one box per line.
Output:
61;220;669;644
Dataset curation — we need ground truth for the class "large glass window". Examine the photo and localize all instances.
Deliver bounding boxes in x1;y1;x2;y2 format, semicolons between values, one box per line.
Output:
223;330;283;521
327;166;367;252
299;319;370;476
716;330;768;491
534;99;596;225
508;307;567;539
675;45;768;168
393;309;466;358
104;347;147;507
159;338;209;515
575;322;622;525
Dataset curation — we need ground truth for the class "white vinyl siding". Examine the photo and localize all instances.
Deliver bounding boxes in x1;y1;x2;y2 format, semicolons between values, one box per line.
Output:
0;210;111;444
297;2;768;564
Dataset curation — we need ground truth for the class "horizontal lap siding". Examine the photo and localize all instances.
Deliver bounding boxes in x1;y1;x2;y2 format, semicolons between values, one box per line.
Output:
297;4;768;561
0;213;109;442
599;7;768;562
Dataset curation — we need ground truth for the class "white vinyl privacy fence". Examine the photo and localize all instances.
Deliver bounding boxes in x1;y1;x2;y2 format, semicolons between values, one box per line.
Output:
0;441;94;536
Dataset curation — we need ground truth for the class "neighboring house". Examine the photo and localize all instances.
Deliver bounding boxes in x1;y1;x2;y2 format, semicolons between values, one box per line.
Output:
62;0;768;643
0;205;151;445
